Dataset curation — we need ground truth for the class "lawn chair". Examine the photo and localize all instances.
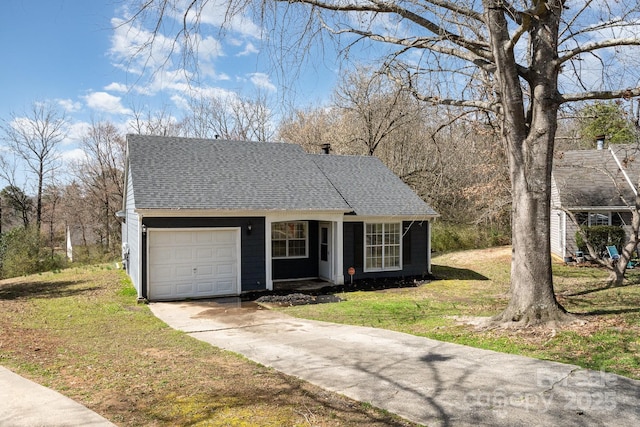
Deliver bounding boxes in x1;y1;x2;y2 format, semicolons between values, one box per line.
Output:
606;245;620;262
606;245;638;269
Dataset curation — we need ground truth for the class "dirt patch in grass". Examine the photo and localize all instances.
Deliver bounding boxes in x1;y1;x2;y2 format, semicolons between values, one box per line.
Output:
0;266;417;426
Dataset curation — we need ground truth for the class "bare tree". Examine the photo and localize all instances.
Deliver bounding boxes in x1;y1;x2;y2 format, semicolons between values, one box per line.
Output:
59;181;93;249
333;67;421;156
180;91;275;141
74;121;126;253
0;102;67;229
41;184;63;259
278;106;339;152
129;105;182;136
127;1;640;326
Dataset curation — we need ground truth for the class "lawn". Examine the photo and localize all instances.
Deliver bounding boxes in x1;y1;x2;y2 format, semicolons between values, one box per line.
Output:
0;265;416;426
281;246;640;380
2;248;638;425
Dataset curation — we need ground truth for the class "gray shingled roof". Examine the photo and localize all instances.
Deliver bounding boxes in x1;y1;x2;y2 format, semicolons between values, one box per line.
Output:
310;154;438;216
553;144;640;208
128;135;350;211
127;135;437;217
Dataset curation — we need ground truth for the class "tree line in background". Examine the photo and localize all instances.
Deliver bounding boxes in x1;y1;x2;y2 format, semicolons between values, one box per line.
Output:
0;69;637;279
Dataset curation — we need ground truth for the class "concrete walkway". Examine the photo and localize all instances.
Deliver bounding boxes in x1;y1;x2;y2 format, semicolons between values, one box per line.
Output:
0;366;116;427
150;299;640;427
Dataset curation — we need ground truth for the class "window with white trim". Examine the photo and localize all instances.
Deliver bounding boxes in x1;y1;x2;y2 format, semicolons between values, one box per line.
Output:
272;221;308;258
365;223;401;271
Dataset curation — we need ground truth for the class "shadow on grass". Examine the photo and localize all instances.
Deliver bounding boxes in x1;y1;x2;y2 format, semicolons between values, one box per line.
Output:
431;265;489;281
0;279;99;300
583;307;640;315
564;281;638;297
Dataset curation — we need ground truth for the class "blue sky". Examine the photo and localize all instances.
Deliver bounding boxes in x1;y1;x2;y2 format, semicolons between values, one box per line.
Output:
2;0;638;181
1;1;116;119
0;0;337;168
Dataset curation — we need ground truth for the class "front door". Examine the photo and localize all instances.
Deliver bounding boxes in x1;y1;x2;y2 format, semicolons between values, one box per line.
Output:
319;222;332;281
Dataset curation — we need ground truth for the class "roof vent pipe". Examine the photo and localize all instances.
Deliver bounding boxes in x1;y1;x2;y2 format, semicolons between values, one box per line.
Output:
321;143;331;154
596;134;605;150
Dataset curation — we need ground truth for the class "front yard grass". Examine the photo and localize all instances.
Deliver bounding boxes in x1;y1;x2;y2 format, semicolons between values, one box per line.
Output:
282;246;640;380
0;265;416;426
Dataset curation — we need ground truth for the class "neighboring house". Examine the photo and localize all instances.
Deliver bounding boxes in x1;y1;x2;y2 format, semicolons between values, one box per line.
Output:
551;144;640;259
120;135;438;301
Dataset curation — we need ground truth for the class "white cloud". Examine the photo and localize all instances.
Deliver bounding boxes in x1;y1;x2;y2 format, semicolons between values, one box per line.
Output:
187;2;262;38
104;82;129;93
83;92;132;115
171;94;190;111
248;73;276;92
237;42;259;57
109;17;177;75
65;122;92;145
198;35;225;60
57;98;82;113
61;148;88;164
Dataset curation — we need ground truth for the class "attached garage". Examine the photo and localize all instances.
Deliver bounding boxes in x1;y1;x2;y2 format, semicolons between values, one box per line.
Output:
147;228;241;300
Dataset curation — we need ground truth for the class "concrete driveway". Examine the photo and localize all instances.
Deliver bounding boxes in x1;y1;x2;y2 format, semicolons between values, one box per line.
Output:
0;366;116;427
150;299;640;427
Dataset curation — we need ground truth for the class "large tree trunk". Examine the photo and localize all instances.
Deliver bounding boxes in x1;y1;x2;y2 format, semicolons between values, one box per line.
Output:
493;134;568;324
486;0;570;326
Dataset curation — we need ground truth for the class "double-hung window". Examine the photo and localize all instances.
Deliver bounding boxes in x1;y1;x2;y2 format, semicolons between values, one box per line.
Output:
365;223;401;271
272;221;308;258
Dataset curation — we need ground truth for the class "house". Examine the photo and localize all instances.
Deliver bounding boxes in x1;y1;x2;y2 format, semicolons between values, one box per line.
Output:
120;135;439;301
551;144;640;259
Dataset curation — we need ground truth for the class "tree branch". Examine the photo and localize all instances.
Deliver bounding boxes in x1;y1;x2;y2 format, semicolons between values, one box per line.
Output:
558;38;640;65
282;0;491;59
560;87;640;104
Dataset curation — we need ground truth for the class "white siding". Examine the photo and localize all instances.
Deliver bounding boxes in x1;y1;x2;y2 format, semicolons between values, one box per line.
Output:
124;166;141;296
550;179;563;257
550;210;562;258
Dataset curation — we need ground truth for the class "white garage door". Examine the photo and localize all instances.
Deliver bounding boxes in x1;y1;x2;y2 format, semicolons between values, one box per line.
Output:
148;228;241;300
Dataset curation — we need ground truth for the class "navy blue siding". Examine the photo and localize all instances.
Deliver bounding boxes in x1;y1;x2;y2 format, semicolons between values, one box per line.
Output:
141;217;266;294
343;221;430;280
272;221;319;280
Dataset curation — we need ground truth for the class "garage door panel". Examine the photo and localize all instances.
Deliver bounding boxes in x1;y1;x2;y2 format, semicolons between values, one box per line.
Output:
176;248;195;260
152;283;174;299
215;246;235;260
153;232;178;246
175;265;195;279
215;279;236;293
195;265;214;277
213;231;234;243
148;229;240;300
215;262;235;276
150;247;174;261
196;232;214;243
196;247;214;260
174;233;194;244
196;282;215;293
175;282;195;295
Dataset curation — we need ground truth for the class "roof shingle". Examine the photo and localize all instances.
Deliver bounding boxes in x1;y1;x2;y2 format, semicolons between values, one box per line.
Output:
127;135;437;217
553;144;640;208
310;154;438;216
